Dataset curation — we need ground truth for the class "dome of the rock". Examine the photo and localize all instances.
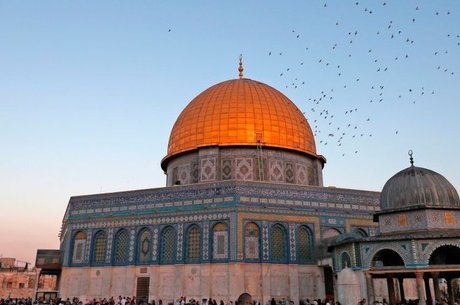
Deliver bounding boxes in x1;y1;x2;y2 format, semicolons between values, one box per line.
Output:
161;78;321;169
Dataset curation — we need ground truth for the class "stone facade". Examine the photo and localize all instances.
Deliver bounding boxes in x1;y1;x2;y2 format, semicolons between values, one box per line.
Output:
0;270;36;299
0;258;56;299
60;263;324;303
59;181;379;303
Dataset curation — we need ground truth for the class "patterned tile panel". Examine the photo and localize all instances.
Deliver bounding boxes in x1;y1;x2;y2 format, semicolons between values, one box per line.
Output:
200;158;216;182
203;222;209;260
269;160;284;182
296;164;308;185
177;223;184;260
67;181;379;220
221;159;233;180
129;228;135;262
262;223;269;261
285;162;295;184
152;227;159;261
84;228;93;262
106;228;114;263
289;224;296;261
236;158;253;180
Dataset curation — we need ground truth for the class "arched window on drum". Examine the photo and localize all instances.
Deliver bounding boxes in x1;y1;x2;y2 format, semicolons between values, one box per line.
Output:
245;222;260;260
212;223;228;260
92;231;107;264
113;229;129;264
72;231;86;264
271;224;287;262
160;226;176;264
297;226;313;262
186;225;201;261
137;228;152;263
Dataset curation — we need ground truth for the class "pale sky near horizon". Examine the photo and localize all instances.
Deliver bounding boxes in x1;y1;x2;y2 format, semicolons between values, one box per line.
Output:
1;1;459;266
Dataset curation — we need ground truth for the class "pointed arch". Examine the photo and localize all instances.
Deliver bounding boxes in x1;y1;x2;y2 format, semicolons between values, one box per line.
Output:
71;231;86;264
160;226;176;264
429;245;460;265
185;224;201;261
271;224;287;262
92;230;107;264
136;228;152;264
113;229;129;263
322;227;341;239
340;251;352;269
372;248;405;267
297;225;314;262
212;222;228;260
353;228;368;238
244;222;260;260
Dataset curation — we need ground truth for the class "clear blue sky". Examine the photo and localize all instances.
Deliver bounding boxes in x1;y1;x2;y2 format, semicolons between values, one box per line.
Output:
1;1;459;265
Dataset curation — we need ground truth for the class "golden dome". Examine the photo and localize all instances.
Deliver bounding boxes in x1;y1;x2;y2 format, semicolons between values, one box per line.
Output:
162;78;319;167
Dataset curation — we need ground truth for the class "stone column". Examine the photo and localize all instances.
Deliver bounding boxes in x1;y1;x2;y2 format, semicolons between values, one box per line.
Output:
424;276;432;305
432;272;441;302
415;272;426;304
365;273;375;305
386;275;396;305
397;276;405;303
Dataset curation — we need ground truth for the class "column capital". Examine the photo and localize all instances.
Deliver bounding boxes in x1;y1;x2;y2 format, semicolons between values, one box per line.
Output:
415;271;424;279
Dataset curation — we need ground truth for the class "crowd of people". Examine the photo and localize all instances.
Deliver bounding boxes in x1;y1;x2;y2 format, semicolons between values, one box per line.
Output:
0;295;458;305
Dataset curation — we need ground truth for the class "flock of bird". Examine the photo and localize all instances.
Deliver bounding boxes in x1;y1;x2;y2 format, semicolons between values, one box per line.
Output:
265;1;459;157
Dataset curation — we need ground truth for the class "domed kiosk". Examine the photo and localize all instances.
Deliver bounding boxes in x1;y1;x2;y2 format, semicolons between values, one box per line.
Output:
58;60;381;304
330;152;460;305
380;164;460;212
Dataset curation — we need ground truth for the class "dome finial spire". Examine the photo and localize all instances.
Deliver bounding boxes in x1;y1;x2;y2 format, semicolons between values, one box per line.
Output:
408;149;414;166
238;54;244;79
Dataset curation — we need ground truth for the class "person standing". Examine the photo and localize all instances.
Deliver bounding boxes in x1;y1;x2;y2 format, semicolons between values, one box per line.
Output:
237;294;252;305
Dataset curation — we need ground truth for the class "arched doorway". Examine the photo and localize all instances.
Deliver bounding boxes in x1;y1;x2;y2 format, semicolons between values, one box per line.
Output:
371;249;405;305
429;245;460;303
372;249;405;267
429;245;460;265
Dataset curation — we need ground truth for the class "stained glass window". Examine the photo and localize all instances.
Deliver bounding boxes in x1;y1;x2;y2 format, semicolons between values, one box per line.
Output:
245;222;259;259
72;231;86;263
93;231;106;263
298;226;313;261
138;229;151;263
114;229;129;263
271;225;286;261
213;223;228;259
160;226;175;263
186;226;201;260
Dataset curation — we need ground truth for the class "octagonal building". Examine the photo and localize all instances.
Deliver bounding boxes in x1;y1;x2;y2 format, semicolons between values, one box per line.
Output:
58;61;379;304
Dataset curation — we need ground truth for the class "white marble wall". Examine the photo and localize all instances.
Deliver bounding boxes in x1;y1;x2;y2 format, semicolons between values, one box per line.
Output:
60;263;324;304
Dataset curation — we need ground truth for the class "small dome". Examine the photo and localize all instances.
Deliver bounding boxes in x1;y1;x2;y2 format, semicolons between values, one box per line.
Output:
162;78;322;169
380;165;460;211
